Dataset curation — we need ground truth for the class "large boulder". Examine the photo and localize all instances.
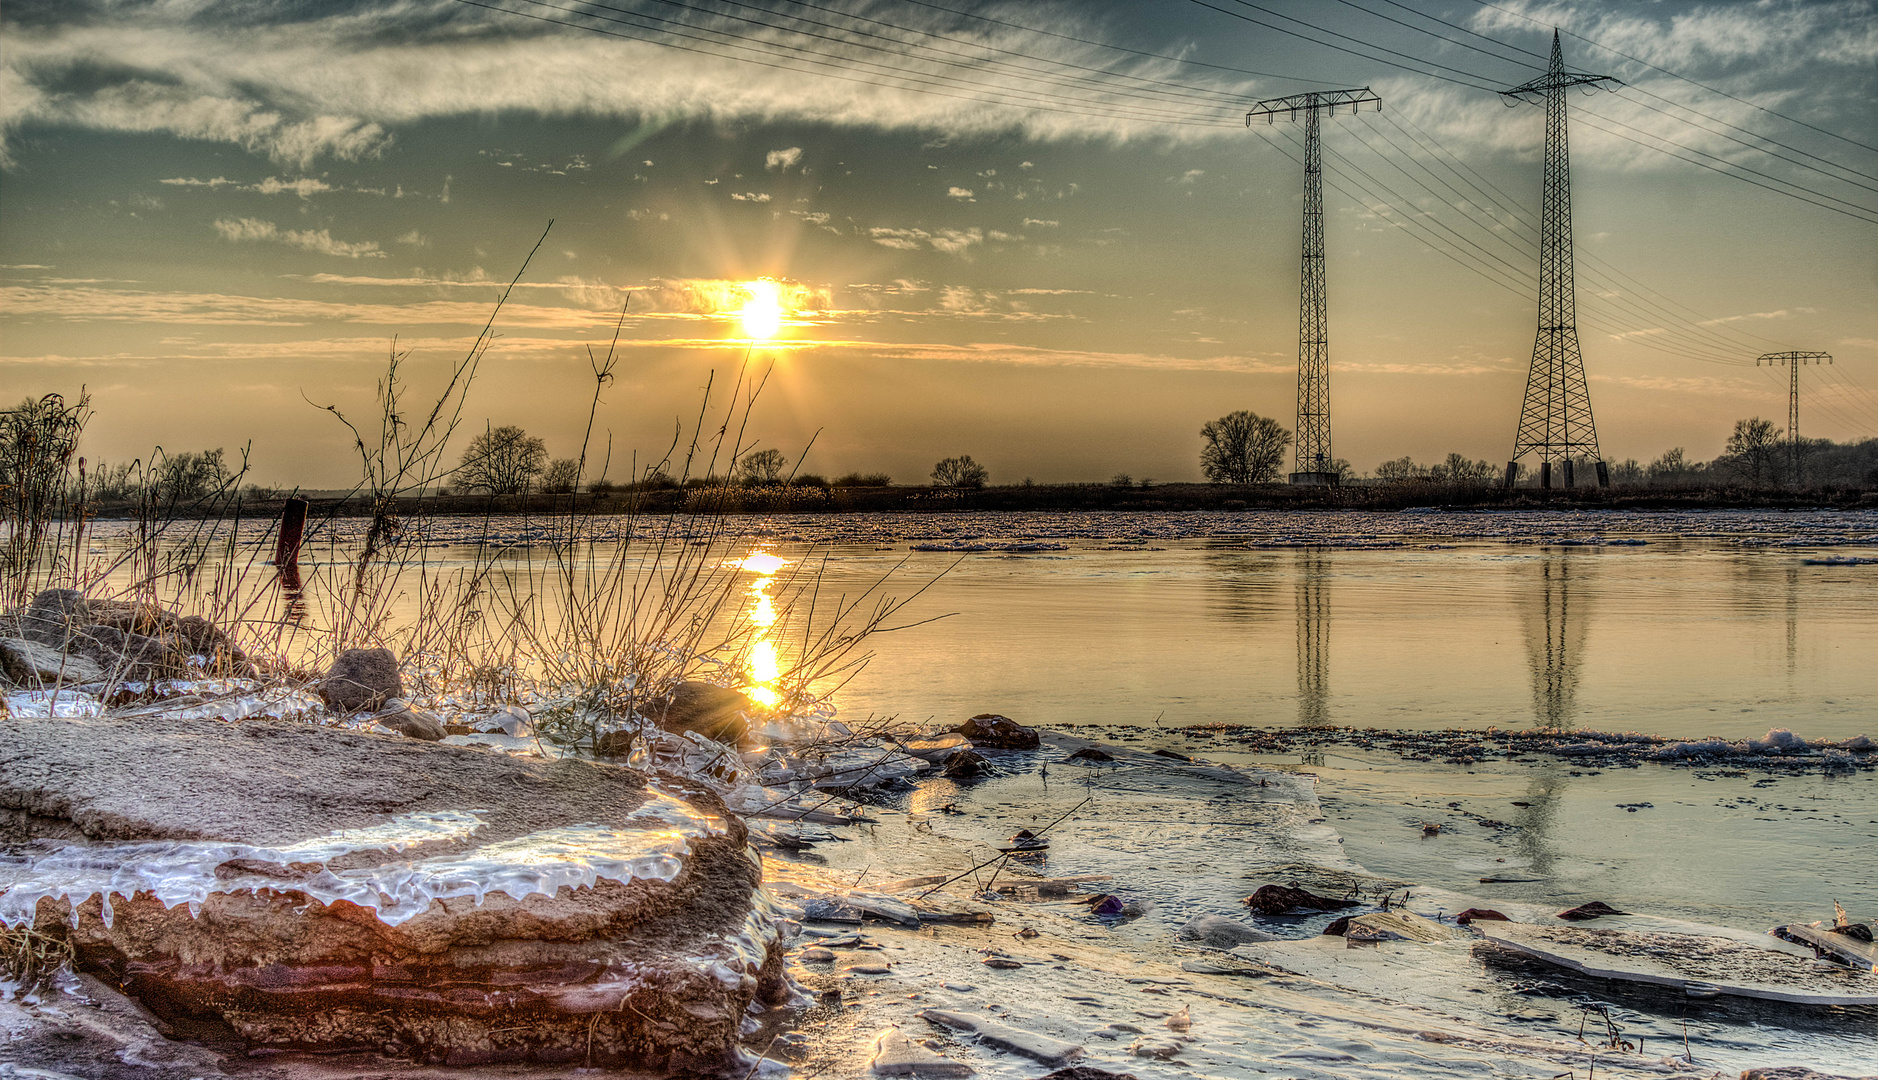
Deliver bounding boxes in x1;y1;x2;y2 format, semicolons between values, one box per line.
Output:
0;714;787;1069
6;588;255;682
647;681;753;745
318;646;403;714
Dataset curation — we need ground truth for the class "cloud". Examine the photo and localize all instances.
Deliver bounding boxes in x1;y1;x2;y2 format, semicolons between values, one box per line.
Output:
1177;169;1204;184
947;186;975;200
212;218;386;258
730;191;772;202
1021;218;1059;228
163;176;336;198
0;2;1262;167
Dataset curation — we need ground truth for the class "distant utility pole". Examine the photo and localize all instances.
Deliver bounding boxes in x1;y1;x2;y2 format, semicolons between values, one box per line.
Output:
1248;88;1382;486
1502;32;1618;491
1758;350;1833;487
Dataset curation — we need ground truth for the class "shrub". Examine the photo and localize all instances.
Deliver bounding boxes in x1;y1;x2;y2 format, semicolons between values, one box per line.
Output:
932;455;989;489
832;471;892;487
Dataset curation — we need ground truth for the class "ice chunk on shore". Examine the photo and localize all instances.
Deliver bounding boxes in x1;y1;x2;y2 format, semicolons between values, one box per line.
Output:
0;792;725;929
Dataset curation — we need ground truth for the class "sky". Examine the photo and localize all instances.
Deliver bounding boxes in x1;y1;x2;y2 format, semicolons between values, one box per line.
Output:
3;0;1876;488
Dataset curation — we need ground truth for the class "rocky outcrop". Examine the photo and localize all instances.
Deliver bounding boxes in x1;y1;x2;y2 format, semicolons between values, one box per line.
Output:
372;697;448;741
1;588;254;686
317;646;403;713
0;637;106;686
0;714;787;1069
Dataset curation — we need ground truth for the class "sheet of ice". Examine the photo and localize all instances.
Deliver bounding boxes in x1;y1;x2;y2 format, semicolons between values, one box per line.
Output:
0;792;725;929
4;690;104;719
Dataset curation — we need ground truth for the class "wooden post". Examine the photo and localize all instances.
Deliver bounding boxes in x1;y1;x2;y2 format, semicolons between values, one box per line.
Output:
274;496;308;568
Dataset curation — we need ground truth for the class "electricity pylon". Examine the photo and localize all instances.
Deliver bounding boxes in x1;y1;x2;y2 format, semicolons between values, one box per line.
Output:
1502;32;1617;490
1249;88;1382;486
1758;351;1832;487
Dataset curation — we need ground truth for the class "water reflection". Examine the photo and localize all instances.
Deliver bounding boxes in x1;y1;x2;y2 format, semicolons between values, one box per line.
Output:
1203;547;1285;623
276;564;307;625
738;550;787;707
1521;555;1586;731
1295;551;1330;728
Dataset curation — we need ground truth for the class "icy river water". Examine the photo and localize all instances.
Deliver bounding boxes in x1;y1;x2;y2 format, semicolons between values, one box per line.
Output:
64;506;1878;1074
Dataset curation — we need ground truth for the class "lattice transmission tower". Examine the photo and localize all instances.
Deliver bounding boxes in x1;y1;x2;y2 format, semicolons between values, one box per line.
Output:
1249;88;1381;486
1502;33;1618;490
1758;350;1832;487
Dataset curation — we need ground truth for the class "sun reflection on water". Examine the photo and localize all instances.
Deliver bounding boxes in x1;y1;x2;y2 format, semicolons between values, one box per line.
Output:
738;549;789;707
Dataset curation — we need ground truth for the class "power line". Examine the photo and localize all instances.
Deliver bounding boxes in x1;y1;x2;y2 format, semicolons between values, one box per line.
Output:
1462;0;1878;158
458;0;1241;128
1188;0;1501;92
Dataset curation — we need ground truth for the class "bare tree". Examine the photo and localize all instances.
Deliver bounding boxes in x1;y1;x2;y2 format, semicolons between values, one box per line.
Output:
1199;411;1291;484
734;448;789;486
541;457;581;494
931;455;989;488
456;425;548;494
1722;417;1782;487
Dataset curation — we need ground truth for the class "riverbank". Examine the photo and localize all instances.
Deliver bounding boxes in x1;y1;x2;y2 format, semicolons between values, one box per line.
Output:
74;480;1878;521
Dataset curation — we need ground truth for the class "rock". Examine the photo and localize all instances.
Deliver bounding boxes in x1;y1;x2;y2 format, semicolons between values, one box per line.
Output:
870;1027;976;1077
1322;915;1353;936
1243;884;1359;916
0;638;105;687
0;712;786;1069
952;714;1041;750
849;961;893;975
373;700;448;741
1178;914;1276;948
1455;908;1510;924
800;947;836;962
943;749;994;779
67;624;191;682
1274;1047;1359;1062
15;588;88;647
982;957;1025;969
648;681;753;745
920;1009;1082;1064
1066;746;1115;763
1128;1036;1184;1060
317;646;403;713
1038;1069;1139;1080
1556;901;1627;921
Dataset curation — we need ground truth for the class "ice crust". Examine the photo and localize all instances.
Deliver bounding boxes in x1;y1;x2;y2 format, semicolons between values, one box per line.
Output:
0;792;726;930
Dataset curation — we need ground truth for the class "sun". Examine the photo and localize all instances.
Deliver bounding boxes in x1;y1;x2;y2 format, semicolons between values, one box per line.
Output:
738;279;784;341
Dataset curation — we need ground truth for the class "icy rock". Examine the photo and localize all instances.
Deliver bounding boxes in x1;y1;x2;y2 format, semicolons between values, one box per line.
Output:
800;947;836;962
648;681;753;745
1244;884;1358;916
317;646;402;714
1343;911;1469;943
372;699;447;741
1179;914;1276;948
899;734;970;762
1749;728;1808;753
490;704;535;737
869;1027;976;1077
0;638;105;687
920;1009;1083;1064
952;714;1041;750
1740;1068;1878;1080
943;749;995;779
1128;1036;1184;1060
0;711;788;1068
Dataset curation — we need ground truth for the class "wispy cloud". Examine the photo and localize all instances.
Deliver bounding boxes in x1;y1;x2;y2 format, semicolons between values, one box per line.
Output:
765;147;803;171
213;218;386;258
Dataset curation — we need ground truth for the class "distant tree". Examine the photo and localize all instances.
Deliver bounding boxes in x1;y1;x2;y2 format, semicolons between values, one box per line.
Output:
1329;458;1355;484
541;458;581;494
1199;411;1291;484
1430;453;1498;485
1645;447;1690;485
1609;458;1644;485
932;455;989;488
1721;417;1783;487
832;471;892;487
734;448;789;486
456;425;547;494
1374;456;1426;483
1111;473;1133;488
152;448;231;502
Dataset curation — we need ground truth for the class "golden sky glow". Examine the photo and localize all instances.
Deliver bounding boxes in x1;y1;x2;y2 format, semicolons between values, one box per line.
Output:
2;1;1874;484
